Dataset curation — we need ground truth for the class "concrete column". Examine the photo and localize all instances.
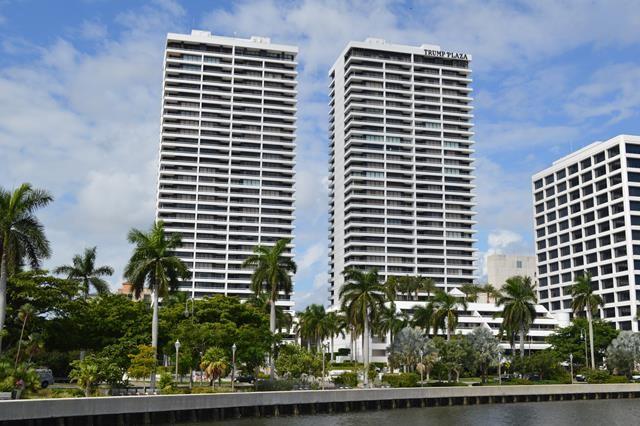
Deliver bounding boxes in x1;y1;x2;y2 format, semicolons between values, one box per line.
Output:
274;405;280;417
293;405;299;416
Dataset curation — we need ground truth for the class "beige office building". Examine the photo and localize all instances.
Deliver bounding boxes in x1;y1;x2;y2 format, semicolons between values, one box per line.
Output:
486;254;536;288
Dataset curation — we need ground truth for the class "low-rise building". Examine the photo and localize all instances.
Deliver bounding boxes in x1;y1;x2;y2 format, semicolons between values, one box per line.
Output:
329;291;568;364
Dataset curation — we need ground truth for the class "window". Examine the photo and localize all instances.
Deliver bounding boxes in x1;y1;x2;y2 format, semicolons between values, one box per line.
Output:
516;260;523;268
626;144;640;154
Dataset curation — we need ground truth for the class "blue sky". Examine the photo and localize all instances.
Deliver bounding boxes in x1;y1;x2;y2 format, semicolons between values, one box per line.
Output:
1;0;640;308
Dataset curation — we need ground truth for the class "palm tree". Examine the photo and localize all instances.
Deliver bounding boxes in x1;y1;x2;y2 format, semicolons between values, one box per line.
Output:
0;183;52;353
54;247;114;299
14;303;34;367
412;303;435;335
397;275;420;301
571;272;603;370
201;347;228;388
384;276;399;302
340;268;385;387
431;290;467;340
296;304;327;351
124;221;189;392
481;283;500;303
419;277;436;301
323;311;346;361
496;276;537;359
242;238;296;379
375;303;406;347
460;283;479;302
247;292;292;333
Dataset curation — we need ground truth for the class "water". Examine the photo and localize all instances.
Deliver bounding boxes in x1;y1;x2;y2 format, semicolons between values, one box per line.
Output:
206;399;640;426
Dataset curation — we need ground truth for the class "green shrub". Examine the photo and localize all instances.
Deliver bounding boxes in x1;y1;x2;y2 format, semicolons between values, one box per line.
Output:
336;348;351;357
584;370;610;384
255;379;295;392
158;372;174;391
606;375;628;384
40;388;85;398
333;372;357;387
191;386;232;394
382;373;419;388
511;378;533;385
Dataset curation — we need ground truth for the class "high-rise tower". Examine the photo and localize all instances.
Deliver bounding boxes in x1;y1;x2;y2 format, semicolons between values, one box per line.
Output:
156;30;297;311
328;39;476;307
533;135;640;331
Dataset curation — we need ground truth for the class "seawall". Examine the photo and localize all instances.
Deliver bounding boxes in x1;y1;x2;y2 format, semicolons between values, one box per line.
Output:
2;383;640;425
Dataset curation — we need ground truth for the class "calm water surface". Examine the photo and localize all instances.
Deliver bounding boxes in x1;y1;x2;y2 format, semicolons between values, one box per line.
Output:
200;399;640;426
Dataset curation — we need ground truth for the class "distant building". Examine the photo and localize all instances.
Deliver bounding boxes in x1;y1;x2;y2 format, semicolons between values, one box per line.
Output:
328;290;567;363
532;134;640;331
117;282;151;302
486;254;536;289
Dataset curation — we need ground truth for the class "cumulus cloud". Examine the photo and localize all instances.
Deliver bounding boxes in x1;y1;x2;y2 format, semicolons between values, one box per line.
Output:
79;21;108;40
0;3;184;287
298;242;327;272
3;0;640;308
488;230;524;252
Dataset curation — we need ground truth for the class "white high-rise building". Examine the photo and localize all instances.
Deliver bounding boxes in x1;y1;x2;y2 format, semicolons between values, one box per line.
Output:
328;39;476;307
532;135;640;331
155;30;297;311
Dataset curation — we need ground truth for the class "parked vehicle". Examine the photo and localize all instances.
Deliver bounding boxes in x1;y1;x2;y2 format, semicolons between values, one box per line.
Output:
36;368;54;389
234;374;255;384
575;374;586;382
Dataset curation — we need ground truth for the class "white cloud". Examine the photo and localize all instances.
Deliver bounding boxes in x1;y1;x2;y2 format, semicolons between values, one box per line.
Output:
294;271;329;309
298;242;327;272
567;63;640;124
488;230;523;252
80;21;108;40
0;3;183;288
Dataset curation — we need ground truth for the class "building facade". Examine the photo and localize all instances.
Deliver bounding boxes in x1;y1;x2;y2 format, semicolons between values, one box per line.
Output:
532;135;640;331
486;254;536;289
155;30;297;311
328;39;476;307
329;295;567;363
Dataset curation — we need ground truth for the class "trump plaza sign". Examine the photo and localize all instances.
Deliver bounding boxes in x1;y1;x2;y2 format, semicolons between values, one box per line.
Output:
424;49;469;60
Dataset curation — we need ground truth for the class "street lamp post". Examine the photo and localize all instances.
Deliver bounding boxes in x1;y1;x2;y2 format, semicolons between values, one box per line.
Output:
322;342;327;390
419;349;424;387
199;351;203;385
231;343;237;392
174;339;181;383
570;353;574;384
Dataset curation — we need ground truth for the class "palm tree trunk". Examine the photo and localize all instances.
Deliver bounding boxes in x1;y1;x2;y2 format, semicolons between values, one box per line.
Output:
269;299;276;380
363;313;369;388
587;307;596;369
330;335;334;362
15;314;28;367
519;327;525;360
0;251;8;354
150;286;159;393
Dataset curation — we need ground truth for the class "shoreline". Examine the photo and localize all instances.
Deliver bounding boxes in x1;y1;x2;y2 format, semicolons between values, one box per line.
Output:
2;383;640;425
